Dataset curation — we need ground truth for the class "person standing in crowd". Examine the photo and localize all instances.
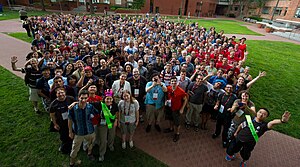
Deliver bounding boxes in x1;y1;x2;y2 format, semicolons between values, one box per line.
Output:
128;68;147;123
11;56;42;113
68;90;98;167
227;90;256;142
185;75;208;132
91;89;118;162
19;8;28;20
176;69;191;92
164;76;188;142
49;88;75;154
118;90;139;149
212;84;237;148
145;73;167;132
36;67;51;112
112;72;131;104
225;109;290;167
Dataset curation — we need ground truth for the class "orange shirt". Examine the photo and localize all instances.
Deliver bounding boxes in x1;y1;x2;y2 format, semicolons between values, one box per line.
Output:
167;86;187;111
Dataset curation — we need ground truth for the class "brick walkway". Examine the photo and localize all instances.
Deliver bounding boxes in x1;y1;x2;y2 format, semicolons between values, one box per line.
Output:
0;19;300;167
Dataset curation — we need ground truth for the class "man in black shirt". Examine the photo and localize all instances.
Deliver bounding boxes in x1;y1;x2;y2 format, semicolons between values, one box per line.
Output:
225;109;290;167
50;88;75;154
185;75;208;132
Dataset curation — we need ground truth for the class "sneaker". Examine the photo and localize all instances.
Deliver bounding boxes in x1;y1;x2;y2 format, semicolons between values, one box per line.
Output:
155;124;161;132
98;155;104;162
109;146;114;151
225;154;234;161
122;142;126;149
212;134;218;139
146;125;151;133
240;161;247;167
88;154;95;161
163;128;174;133
185;123;191;130
173;134;180;142
194;126;199;132
129;141;134;148
223;142;228;148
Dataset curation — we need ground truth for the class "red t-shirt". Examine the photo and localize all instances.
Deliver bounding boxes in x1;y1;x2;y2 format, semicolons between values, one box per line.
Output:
167;86;187;111
87;95;102;102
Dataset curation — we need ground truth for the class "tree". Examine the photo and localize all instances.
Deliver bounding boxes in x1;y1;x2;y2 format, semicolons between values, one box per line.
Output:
41;0;46;11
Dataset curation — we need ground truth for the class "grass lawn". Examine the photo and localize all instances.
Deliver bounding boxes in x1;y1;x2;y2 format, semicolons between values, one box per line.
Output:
246;40;300;138
0;8;54;21
0;66;166;166
171;18;262;35
6;32;33;43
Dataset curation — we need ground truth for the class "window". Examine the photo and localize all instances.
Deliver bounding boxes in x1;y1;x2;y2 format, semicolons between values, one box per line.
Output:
273;7;283;15
262;7;271;14
234;6;238;11
92;0;100;3
295;7;300;18
155;7;159;13
115;0;121;5
283;7;288;16
103;0;110;4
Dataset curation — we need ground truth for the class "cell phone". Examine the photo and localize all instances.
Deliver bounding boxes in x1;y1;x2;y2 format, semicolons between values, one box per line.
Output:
238;102;244;107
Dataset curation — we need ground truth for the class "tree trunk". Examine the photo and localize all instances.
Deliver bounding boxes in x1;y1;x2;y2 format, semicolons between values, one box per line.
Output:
41;0;46;11
90;0;94;14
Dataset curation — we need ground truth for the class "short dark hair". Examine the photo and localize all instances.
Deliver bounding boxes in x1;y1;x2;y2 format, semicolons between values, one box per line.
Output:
78;90;89;97
55;66;64;71
170;76;177;81
259;107;270;117
151;73;159;79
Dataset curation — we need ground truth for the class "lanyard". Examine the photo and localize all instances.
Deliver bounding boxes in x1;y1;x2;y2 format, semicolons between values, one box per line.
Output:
221;93;232;106
245;115;259;142
101;102;115;129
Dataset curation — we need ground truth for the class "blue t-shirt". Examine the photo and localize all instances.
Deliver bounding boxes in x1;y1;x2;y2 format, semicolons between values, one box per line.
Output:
144;82;166;109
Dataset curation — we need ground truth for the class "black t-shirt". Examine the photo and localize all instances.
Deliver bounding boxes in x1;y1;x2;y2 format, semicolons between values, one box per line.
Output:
105;73;120;89
238;119;270;143
22;67;42;88
36;76;50;97
127;76;147;101
95;68;111;79
188;82;208;105
217;92;237;114
49;96;75;125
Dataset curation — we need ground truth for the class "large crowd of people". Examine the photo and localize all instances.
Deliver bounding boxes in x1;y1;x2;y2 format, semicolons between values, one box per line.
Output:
11;13;290;167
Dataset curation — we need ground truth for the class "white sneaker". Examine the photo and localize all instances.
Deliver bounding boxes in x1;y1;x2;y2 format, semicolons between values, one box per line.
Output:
98;155;104;162
129;141;134;148
122;142;126;149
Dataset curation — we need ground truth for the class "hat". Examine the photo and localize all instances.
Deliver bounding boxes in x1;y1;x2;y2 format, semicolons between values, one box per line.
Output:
105;89;114;97
84;66;92;71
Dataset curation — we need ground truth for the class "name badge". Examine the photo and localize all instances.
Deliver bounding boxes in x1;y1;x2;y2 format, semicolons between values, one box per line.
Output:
153;93;158;100
134;89;139;97
100;119;106;125
62;112;68;120
236;109;244;117
165;99;171;107
219;105;224;113
125;116;133;123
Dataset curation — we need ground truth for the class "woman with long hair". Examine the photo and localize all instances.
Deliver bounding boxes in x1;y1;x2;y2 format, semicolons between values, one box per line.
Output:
118;90;139;149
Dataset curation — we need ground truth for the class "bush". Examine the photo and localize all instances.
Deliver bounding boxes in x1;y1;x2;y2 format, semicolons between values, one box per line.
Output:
226;13;236;18
248;16;263;22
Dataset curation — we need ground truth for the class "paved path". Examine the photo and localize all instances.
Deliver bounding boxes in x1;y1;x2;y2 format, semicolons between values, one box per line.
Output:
1;19;300;167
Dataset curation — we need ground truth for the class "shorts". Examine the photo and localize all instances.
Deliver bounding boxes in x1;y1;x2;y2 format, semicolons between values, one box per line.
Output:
120;122;136;135
146;104;164;123
29;88;40;101
165;106;181;126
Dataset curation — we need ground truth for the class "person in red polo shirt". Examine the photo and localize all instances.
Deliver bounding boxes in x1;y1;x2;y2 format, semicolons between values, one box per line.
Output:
164;76;188;142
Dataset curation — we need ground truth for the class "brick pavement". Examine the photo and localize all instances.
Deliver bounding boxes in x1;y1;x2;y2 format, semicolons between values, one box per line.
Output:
0;19;300;167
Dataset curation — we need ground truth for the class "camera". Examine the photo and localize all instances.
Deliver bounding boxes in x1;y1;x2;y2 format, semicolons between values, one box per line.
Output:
154;78;158;82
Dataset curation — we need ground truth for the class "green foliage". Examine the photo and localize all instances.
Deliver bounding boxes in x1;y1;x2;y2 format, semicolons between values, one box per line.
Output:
131;0;145;9
248;16;263;22
0;66;166;166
